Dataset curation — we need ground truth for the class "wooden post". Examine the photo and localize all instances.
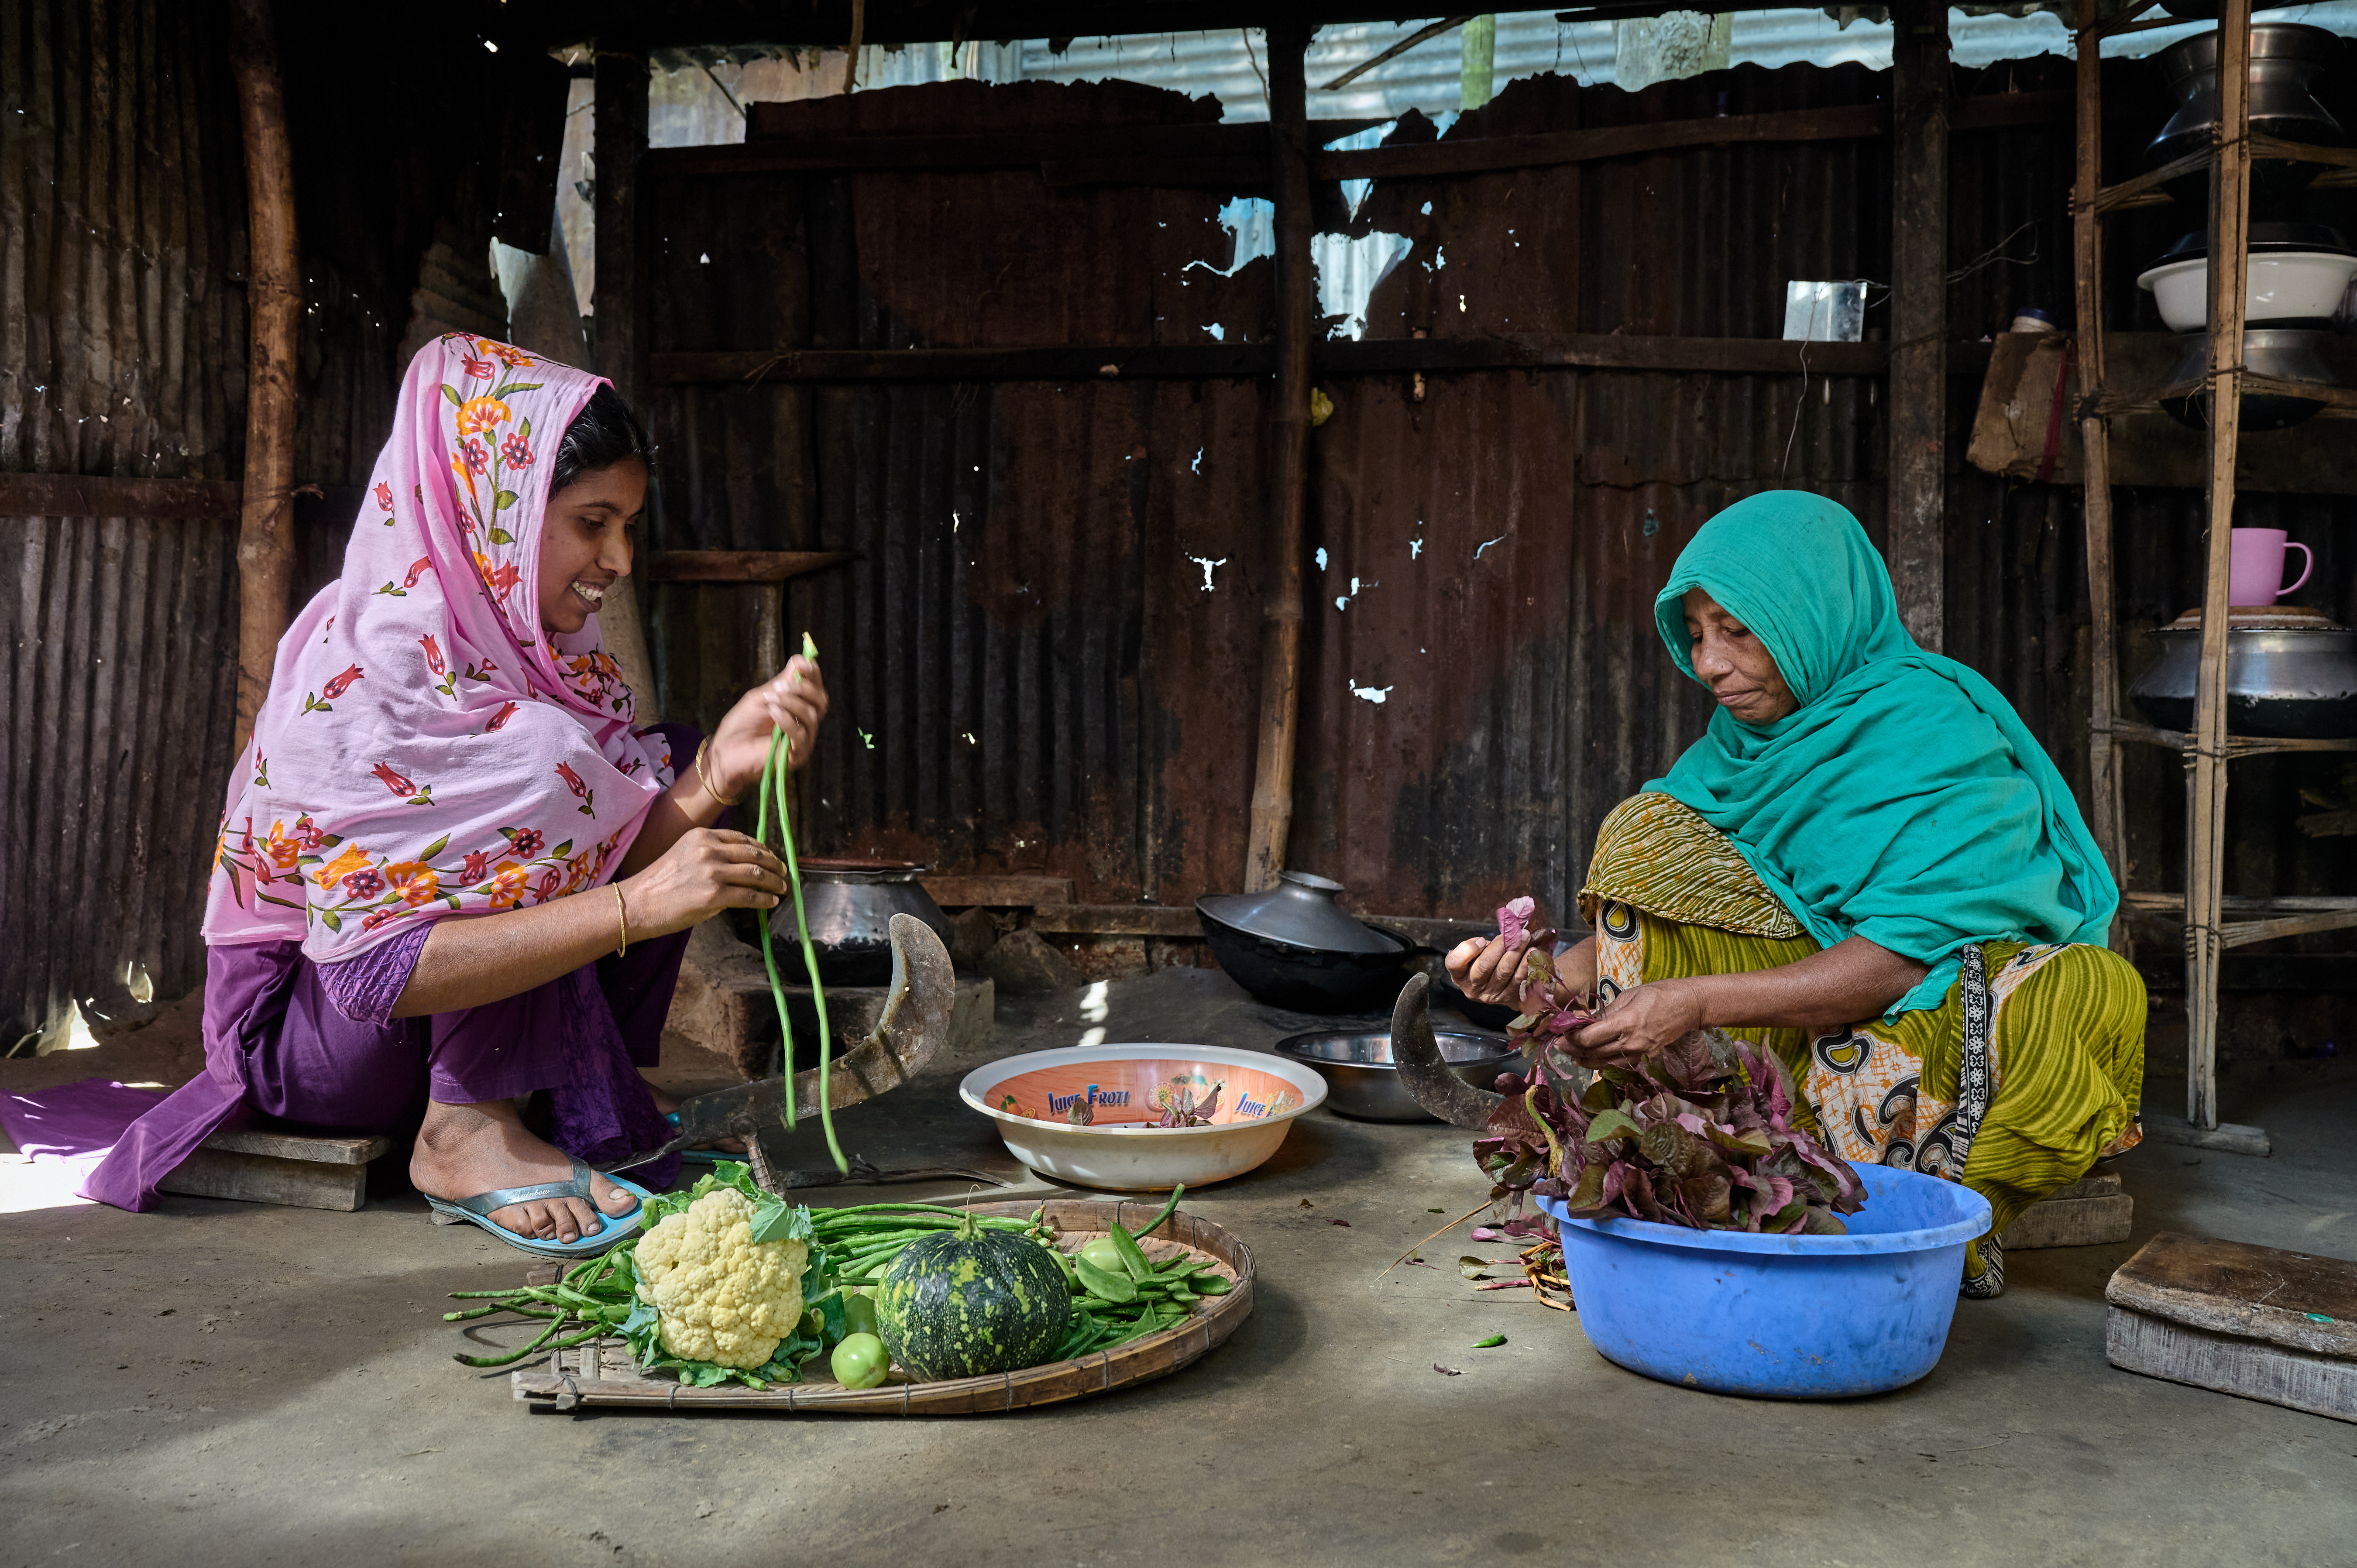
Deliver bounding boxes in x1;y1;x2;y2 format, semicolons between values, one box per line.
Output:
2073;12;2128;921
592;45;663;723
1887;0;1950;651
2187;0;2253;1131
1244;23;1315;892
227;0;299;749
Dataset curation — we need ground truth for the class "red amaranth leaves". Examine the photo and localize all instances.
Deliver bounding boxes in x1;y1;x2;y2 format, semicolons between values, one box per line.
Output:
1473;896;1867;1236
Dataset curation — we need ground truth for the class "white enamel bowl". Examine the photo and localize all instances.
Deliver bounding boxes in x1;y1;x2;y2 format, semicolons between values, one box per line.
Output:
2137;250;2357;333
959;1043;1328;1191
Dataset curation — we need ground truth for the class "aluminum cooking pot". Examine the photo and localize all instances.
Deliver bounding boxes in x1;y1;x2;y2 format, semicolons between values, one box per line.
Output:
770;858;954;987
2127;610;2357;738
2145;24;2344;207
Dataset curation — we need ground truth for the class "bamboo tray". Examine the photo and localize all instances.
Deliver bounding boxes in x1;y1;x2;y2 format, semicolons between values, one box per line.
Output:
507;1198;1254;1414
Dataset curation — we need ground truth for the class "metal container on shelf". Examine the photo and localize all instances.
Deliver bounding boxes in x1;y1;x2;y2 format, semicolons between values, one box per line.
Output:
2144;24;2345;207
2158;328;2338;432
2127;608;2357;738
773;858;953;987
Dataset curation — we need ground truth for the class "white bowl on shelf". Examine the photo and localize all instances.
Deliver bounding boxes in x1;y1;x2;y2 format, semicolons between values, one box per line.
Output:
959;1042;1327;1191
2137;250;2357;333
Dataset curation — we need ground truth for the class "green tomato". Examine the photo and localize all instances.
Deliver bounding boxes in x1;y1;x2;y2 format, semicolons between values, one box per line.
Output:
830;1332;890;1391
1078;1237;1128;1277
841;1289;879;1339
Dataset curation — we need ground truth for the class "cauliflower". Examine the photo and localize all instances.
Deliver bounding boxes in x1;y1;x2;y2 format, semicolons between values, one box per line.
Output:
632;1187;810;1369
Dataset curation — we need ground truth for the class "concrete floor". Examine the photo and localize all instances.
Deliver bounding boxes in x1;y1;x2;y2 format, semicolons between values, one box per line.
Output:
5;969;2355;1568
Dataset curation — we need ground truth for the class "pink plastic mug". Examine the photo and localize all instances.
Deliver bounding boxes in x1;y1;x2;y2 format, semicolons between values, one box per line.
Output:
2227;528;2314;606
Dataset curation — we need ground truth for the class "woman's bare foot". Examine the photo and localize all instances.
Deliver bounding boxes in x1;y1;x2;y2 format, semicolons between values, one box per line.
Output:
412;1099;637;1243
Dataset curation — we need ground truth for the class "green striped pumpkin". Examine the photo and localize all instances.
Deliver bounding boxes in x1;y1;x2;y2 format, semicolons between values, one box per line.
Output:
874;1214;1072;1380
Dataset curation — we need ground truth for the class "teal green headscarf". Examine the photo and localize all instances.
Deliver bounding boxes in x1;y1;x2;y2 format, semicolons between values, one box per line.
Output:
1645;491;2117;1017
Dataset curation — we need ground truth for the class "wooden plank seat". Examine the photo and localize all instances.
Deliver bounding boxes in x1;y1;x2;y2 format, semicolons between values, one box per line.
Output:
157;1124;393;1213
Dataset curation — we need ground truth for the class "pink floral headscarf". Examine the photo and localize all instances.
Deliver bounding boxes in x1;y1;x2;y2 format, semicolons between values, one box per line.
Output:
205;335;672;963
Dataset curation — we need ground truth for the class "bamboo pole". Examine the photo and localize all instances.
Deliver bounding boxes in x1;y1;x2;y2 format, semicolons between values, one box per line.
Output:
592;46;663;722
2072;10;2127;933
2187;0;2254;1131
1244;23;1315;892
1888;0;1950;651
227;0;299;750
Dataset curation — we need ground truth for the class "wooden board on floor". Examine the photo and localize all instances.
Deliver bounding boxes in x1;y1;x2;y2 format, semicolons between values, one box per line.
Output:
2105;1231;2357;1423
157;1129;391;1214
2001;1167;2131;1251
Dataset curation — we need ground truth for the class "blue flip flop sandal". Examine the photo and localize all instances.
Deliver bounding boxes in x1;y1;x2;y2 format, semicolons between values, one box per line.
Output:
424;1156;653;1260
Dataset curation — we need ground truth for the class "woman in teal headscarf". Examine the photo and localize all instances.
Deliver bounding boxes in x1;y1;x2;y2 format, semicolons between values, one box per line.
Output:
1448;491;2145;1298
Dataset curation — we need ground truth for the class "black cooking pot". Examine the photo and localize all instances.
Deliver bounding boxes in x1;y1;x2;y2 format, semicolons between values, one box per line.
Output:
1196;904;1412;1014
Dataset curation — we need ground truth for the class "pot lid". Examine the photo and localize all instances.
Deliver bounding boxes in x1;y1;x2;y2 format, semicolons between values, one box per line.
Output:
2162;606;2347;631
2155;223;2356;266
1197;871;1402;954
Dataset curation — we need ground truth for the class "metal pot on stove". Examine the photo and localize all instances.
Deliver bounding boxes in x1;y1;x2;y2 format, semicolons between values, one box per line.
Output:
771;858;954;986
1196;871;1412;1015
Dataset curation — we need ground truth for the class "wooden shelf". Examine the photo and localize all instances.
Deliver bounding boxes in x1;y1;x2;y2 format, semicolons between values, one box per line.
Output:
2120;893;2357;950
646;550;855;583
2101;720;2357;758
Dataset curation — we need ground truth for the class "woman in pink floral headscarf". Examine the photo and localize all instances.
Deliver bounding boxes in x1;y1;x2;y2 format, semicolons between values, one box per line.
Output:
88;336;829;1256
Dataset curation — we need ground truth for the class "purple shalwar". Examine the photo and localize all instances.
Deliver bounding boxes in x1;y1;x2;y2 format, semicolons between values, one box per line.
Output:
84;728;706;1212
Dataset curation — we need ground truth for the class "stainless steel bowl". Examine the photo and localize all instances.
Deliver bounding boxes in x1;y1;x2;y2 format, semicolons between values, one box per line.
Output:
1272;1028;1519;1122
2127;612;2357;738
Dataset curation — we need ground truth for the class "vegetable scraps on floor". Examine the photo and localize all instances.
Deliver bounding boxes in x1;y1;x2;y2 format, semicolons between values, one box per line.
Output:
445;1164;1230;1390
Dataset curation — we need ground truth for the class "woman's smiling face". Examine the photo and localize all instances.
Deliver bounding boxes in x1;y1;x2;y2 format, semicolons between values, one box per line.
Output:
535;457;646;636
1682;587;1798;725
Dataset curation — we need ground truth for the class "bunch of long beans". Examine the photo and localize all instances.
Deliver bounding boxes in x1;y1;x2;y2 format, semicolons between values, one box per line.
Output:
811;1201;1059;1283
444;1250;636;1368
755;632;844;1172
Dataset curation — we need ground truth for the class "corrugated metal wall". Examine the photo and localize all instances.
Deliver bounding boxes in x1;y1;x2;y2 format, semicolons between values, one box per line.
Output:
647;52;2354;950
0;0;250;1045
0;3;570;1041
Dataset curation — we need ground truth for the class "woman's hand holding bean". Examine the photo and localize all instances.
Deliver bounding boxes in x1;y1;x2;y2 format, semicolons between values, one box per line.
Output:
622;828;787;936
706;654;830;803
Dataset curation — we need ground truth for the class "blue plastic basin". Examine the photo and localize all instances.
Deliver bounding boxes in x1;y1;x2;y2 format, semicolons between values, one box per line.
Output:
1536;1164;1993;1399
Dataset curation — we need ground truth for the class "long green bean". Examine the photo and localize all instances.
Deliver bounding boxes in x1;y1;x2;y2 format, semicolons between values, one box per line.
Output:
753;731;798;1125
757;634;844;1172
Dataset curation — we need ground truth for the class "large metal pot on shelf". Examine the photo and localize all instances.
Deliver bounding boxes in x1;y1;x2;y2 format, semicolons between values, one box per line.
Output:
770;858;955;986
2144;23;2345;209
1196;871;1412;1015
2126;607;2357;738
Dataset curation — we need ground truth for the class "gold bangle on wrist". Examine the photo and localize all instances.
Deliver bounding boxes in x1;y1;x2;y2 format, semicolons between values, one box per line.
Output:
614;883;630;957
693;737;740;808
